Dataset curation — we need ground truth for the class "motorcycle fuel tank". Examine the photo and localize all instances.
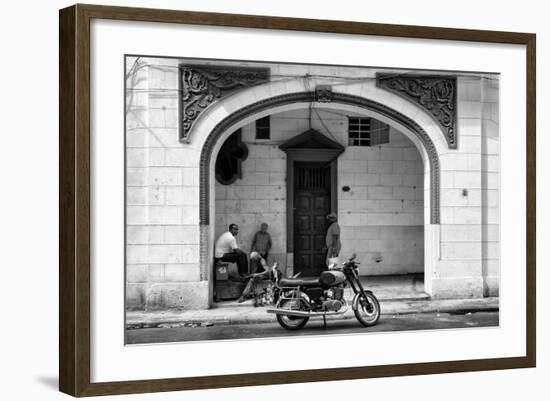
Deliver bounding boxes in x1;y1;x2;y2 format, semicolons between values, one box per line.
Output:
319;270;346;287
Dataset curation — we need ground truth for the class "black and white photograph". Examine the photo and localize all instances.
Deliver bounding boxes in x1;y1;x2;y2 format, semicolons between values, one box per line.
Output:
124;56;500;344
3;0;546;399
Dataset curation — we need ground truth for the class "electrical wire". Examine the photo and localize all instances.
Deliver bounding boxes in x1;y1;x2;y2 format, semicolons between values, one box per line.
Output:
124;60;499;93
126;59;498;141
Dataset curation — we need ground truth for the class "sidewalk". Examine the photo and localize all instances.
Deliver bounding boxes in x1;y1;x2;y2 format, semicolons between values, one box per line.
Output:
126;275;499;329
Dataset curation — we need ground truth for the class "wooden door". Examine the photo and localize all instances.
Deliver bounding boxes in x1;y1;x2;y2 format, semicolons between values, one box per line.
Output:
293;163;331;276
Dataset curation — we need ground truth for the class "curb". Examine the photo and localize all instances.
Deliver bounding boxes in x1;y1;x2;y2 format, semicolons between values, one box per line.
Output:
126;298;499;330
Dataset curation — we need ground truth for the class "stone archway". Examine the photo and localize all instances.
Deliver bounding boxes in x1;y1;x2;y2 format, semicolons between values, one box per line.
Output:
197;91;441;302
199;92;440;225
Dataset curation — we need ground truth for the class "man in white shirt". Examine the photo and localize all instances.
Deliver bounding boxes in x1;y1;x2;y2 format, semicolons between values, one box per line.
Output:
214;223;248;276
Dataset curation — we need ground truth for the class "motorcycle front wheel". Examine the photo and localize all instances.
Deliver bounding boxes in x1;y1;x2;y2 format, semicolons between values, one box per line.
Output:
354;292;381;327
276;298;309;330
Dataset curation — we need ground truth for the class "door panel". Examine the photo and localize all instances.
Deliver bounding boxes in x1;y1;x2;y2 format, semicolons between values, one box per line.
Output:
296;235;311;251
314;215;326;232
294;163;331;277
313;234;325;250
296;195;310;210
314;196;328;210
297;215;310;232
312;253;326;269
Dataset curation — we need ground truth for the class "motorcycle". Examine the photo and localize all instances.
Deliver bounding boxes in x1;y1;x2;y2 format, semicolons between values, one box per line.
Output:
266;254;380;330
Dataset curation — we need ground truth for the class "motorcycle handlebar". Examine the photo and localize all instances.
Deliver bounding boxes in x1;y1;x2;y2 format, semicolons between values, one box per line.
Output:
343;254;360;266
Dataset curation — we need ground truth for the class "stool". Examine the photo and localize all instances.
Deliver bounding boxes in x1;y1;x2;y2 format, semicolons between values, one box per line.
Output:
214;260;244;302
214;260;239;281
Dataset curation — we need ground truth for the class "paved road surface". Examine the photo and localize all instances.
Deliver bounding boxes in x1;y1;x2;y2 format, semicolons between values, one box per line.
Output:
125;311;498;345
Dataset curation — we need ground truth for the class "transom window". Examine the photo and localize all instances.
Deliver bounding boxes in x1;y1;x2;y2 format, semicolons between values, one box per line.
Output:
348;117;390;146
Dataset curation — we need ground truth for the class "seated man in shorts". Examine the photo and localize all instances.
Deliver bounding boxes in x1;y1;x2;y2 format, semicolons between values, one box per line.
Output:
237;252;280;304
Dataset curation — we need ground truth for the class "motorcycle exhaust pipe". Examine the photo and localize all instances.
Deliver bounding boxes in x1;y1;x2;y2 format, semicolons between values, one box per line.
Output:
266;306;348;317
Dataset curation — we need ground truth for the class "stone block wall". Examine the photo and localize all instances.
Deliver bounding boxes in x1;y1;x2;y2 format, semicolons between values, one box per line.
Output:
214;109;424;276
125;57;205;310
125;56;500;308
428;76;500;298
337;128;424;275
213;124;288;268
481;76;500;296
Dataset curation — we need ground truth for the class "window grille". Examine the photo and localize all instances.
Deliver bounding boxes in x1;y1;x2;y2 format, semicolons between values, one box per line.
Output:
295;165;329;190
348;117;390;146
255;116;270;140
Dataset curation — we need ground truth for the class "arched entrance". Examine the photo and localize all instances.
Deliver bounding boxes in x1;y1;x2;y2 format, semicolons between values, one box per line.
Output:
199;92;440;225
197;91;441;303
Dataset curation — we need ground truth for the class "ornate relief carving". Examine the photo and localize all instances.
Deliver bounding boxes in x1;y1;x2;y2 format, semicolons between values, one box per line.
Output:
315;85;333;102
376;74;457;149
179;65;269;142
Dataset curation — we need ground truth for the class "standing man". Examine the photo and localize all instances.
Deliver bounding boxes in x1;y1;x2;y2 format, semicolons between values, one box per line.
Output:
325;213;341;266
250;222;272;273
215;224;248;276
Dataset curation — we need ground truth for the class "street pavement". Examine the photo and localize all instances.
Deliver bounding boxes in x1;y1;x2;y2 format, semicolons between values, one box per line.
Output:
125;310;499;344
125;275;499;345
126;297;499;329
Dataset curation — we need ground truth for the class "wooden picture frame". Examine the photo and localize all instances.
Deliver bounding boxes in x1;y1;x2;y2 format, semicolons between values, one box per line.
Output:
59;3;536;397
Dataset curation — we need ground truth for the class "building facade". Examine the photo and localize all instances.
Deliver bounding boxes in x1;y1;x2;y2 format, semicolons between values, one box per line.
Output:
125;56;500;310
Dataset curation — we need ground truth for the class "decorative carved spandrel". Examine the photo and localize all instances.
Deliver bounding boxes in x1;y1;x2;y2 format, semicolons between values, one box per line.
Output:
376;74;457;149
179;65;269;142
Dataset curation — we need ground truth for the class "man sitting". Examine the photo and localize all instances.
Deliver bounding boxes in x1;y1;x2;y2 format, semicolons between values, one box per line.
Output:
214;224;248;277
237;252;280;304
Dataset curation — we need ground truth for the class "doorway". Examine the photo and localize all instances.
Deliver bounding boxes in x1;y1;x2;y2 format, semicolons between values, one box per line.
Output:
293;162;331;276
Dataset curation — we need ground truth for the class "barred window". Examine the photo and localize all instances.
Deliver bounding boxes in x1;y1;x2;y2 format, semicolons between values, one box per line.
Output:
255;116;270;140
348;117;390;146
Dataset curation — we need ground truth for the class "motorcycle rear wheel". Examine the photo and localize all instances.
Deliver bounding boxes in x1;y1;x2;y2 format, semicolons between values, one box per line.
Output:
354;292;381;327
276;299;309;330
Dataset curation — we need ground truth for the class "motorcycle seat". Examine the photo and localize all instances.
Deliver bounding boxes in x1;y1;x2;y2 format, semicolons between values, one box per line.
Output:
278;277;320;287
